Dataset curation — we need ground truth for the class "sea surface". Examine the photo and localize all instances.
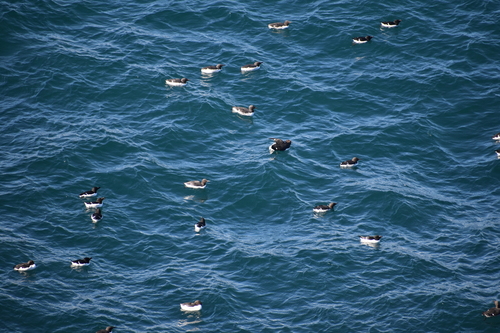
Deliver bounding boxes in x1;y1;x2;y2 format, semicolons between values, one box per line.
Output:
1;0;500;332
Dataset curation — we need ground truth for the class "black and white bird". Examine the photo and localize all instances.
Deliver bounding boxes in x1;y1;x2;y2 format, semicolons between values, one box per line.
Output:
381;19;402;28
96;326;115;333
79;187;101;198
84;197;105;209
184;179;209;189
493;133;500;140
180;300;202;311
313;202;337;213
165;78;189;86
269;138;292;153
241;61;263;72
232;105;256;116
352;36;373;44
340;157;360;167
359;235;382;244
483;301;500;318
268;20;292;29
71;257;92;267
91;208;102;223
13;260;36;271
195;217;206;232
201;64;225;74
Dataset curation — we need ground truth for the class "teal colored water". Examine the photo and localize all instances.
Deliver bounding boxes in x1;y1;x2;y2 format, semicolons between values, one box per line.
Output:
1;0;500;332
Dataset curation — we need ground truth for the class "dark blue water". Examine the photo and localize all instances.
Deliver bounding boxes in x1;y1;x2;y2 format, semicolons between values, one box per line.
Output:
2;0;500;332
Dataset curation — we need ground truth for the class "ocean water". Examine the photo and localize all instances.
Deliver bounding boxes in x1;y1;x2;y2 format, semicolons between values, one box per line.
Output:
1;0;500;332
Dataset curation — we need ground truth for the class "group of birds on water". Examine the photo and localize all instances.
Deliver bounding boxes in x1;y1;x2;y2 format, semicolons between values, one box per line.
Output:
12;18;500;331
12;183;203;332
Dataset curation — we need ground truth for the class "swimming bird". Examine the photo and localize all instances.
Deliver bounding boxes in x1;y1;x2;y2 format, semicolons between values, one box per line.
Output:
180;300;202;311
165;78;189;86
268;20;292;29
269;138;292;153
493;133;500;140
91;208;102;223
359;235;382;243
201;64;225;74
195;217;206;232
79;187;100;198
352;36;373;44
13;260;36;271
313;202;337;213
184;179;209;189
495;149;500;157
340;157;360;167
483;301;500;318
381;19;402;28
84;197;105;208
232;105;256;116
96;326;115;333
71;257;92;267
241;61;263;72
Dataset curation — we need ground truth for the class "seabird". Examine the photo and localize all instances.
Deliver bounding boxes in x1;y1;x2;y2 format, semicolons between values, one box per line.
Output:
180;300;202;311
241;62;263;72
165;78;189;86
269;138;292;153
492;133;500;140
96;326;115;333
381;19;402;28
232;105;256;116
184;179;209;189
313;202;337;213
340;157;360;167
71;257;92;267
13;260;36;271
496;149;500;157
352;36;373;44
91;208;102;223
359;235;382;243
79;187;100;198
84;197;105;209
201;64;225;74
483;301;500;318
268;20;292;29
195;217;206;232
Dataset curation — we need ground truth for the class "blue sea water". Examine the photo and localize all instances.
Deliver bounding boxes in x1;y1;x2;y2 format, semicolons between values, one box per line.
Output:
1;0;500;332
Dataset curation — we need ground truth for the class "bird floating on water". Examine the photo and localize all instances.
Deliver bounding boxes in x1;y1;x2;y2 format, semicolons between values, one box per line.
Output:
241;62;263;72
79;187;100;198
269;138;292;153
313;202;337;213
232;105;256;116
483;300;500;318
381;19;402;28
492;133;500;140
13;260;36;271
165;78;189;86
71;257;92;267
195;217;206;232
201;64;225;74
180;300;202;311
268;20;292;29
184;179;209;189
85;197;105;209
359;235;382;243
91;208;102;223
352;36;373;44
96;326;115;333
340;157;360;168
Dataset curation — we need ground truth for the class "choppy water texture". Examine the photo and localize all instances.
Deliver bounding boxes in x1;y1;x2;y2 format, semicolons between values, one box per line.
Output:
1;0;500;332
